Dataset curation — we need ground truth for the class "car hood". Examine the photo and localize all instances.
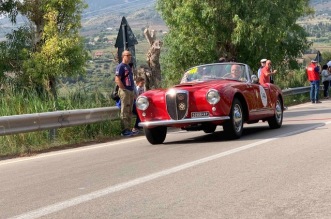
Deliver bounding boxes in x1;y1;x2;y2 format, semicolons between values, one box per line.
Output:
175;80;235;89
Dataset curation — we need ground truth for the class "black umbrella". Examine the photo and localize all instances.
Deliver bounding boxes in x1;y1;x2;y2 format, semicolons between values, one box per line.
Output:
115;17;138;67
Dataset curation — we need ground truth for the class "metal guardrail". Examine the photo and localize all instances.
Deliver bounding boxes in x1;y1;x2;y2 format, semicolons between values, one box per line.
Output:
0;107;120;136
0;86;313;136
282;86;311;96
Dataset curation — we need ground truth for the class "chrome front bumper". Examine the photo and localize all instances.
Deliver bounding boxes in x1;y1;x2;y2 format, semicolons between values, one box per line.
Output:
138;116;230;127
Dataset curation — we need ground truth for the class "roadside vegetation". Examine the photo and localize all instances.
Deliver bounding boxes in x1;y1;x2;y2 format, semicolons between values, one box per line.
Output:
1;0;331;157
0;80;122;157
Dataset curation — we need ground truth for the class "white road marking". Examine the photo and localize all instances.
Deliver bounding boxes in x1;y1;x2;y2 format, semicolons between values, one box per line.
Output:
10;121;331;219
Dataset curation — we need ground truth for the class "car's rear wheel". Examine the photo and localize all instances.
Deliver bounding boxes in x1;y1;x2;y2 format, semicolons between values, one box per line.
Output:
144;126;167;144
223;98;244;139
202;124;217;133
268;97;283;129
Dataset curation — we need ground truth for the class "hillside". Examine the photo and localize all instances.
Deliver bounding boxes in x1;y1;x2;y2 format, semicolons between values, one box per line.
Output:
312;0;331;14
81;0;164;37
84;0;155;16
0;0;163;39
1;0;329;39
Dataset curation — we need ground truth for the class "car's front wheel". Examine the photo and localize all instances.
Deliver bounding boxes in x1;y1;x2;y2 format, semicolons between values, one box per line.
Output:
144;126;167;144
223;98;244;139
268;97;283;129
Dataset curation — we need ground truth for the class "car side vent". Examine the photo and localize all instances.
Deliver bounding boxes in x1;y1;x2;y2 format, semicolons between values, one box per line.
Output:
166;90;188;120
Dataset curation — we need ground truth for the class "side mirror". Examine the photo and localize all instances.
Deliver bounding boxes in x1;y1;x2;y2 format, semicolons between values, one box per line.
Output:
251;75;259;84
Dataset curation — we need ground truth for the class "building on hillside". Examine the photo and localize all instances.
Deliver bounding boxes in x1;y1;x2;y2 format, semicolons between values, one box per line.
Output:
94;51;104;59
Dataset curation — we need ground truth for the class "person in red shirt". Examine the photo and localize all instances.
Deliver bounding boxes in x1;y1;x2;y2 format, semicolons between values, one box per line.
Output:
306;60;321;103
259;60;277;85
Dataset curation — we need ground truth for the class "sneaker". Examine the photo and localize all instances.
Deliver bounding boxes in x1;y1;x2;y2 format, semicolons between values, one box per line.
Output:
311;101;315;104
131;128;141;135
121;129;133;137
316;101;322;104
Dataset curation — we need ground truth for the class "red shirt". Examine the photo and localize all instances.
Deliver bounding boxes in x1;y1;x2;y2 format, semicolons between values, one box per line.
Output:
306;63;320;81
259;66;271;85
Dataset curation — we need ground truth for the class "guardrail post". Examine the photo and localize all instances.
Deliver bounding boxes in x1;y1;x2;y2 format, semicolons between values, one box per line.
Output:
49;128;57;141
49;84;59;142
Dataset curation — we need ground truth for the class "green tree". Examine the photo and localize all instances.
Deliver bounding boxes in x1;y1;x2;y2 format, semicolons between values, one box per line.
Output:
0;0;17;22
0;0;88;102
0;27;32;81
157;0;314;85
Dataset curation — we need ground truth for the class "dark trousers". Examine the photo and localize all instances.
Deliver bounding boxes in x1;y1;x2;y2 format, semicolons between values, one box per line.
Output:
132;101;141;129
323;80;330;97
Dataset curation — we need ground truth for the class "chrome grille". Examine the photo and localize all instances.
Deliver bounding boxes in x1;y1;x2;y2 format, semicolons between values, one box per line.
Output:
166;90;188;120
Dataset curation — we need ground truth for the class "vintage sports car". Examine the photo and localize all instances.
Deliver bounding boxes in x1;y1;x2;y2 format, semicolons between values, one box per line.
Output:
136;62;284;144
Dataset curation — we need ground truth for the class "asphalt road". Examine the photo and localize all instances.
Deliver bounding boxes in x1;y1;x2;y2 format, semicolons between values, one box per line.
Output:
1;100;331;219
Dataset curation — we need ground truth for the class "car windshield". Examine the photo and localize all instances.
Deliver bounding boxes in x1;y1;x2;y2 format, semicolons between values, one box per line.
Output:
180;63;247;83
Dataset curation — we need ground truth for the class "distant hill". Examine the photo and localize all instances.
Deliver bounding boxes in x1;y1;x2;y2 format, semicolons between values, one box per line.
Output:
81;0;164;37
310;0;331;16
84;0;155;15
1;0;330;39
0;0;159;39
83;0;157;21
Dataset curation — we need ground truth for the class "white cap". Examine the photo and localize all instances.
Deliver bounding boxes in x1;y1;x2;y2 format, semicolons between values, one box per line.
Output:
260;59;267;63
327;61;331;67
311;60;317;63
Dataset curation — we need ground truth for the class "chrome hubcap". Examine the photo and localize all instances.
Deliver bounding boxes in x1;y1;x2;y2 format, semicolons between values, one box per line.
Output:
275;100;282;123
233;104;243;132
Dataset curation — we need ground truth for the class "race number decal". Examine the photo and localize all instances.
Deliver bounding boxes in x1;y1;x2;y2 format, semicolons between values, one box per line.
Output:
259;85;268;107
188;67;198;74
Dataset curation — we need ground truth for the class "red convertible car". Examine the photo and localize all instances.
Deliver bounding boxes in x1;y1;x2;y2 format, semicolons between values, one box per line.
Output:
136;62;284;144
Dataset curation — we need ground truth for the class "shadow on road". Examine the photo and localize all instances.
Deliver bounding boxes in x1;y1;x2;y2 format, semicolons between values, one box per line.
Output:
163;122;326;145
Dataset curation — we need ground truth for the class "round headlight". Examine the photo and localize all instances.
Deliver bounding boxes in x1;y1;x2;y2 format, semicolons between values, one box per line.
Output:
136;96;149;111
206;89;220;105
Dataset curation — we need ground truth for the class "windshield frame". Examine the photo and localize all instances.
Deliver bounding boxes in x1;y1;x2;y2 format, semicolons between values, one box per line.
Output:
180;63;251;84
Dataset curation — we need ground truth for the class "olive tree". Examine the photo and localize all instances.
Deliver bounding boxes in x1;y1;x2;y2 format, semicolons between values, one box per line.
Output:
0;0;88;101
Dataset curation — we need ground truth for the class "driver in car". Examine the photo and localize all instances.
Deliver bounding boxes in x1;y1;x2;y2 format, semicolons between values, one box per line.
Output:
223;64;247;81
223;64;246;81
230;65;242;79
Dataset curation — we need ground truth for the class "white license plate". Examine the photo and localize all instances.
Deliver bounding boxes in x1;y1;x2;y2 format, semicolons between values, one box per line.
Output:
191;112;209;118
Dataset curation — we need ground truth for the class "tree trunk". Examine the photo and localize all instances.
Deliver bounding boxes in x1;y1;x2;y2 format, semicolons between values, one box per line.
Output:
142;28;163;90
